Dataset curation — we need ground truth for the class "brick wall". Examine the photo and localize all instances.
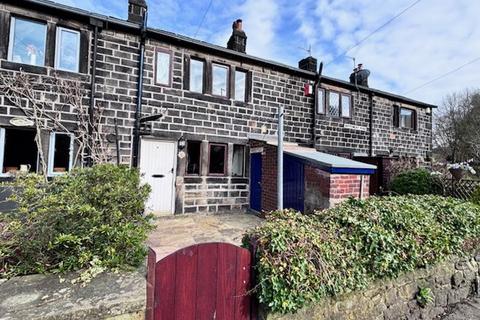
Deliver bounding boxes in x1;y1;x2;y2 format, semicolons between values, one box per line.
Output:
330;174;370;206
304;164;330;212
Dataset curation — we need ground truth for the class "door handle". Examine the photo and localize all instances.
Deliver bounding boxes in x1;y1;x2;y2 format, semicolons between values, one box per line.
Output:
152;174;165;178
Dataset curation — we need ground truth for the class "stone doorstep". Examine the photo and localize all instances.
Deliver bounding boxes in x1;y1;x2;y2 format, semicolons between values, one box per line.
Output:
0;269;146;320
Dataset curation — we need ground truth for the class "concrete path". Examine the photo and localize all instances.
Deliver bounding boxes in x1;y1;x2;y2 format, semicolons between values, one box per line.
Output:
147;213;263;261
439;297;480;319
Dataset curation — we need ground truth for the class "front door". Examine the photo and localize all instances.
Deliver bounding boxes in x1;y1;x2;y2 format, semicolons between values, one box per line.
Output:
139;139;176;215
250;152;262;212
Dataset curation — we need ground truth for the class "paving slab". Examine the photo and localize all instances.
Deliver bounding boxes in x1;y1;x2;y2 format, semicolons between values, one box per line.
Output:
439;297;480;319
147;213;263;261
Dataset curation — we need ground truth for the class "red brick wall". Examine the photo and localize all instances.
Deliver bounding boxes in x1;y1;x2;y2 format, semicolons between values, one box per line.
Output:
249;140;278;212
330;174;370;206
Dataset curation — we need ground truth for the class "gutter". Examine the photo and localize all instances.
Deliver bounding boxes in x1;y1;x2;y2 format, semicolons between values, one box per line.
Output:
131;13;147;168
87;18;103;166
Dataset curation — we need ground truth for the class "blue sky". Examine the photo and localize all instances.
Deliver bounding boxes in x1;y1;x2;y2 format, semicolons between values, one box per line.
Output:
55;0;480;105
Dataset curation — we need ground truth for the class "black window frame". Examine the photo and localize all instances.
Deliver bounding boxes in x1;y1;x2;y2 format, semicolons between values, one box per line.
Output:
208;143;227;176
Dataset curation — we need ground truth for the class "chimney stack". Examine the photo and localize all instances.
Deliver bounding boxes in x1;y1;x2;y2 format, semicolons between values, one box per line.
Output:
227;19;247;53
128;0;148;24
349;63;370;87
298;56;317;73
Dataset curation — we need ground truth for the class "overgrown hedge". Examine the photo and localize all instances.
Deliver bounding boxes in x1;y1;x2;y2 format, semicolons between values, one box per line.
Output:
244;195;480;314
0;164;154;278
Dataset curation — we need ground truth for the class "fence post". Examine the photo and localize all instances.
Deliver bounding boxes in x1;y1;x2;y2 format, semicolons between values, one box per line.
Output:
145;247;156;320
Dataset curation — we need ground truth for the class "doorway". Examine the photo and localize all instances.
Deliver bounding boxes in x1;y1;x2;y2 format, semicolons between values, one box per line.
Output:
249;152;262;212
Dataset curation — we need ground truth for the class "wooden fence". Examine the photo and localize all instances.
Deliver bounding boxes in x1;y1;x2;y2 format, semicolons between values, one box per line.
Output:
441;179;480;200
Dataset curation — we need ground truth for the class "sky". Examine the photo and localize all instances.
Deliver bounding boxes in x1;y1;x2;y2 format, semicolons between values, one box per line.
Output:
54;0;480;106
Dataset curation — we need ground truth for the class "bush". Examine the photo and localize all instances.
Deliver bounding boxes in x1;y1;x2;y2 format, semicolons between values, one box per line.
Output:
471;187;480;205
0;164;153;278
390;168;442;195
244;195;480;314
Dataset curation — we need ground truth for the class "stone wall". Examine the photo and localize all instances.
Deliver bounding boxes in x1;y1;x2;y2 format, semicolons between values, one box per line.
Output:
265;255;480;320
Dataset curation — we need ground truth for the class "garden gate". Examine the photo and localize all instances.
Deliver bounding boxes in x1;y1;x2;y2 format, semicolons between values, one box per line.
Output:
146;243;256;320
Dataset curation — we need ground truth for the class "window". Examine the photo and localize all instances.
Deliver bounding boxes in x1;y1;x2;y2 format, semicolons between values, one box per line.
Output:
0;128;38;175
317;88;325;114
328;92;340;116
190;59;204;93
208;143;227;175
48;133;73;176
55;27;80;72
341;94;351;118
8;17;47;66
212;64;229;97
155;49;171;86
400;108;414;129
186;140;201;175
234;70;247;102
232;145;245;177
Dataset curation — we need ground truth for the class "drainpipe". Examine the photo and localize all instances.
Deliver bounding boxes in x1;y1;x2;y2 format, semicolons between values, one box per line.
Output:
369;92;374;157
312;62;323;149
87;18;102;167
131;13;148;168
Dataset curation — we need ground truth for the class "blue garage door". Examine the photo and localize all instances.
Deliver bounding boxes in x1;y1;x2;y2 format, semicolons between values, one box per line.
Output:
283;155;304;212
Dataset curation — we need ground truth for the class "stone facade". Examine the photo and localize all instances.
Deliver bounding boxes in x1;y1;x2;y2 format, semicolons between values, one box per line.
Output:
0;0;434;214
265;255;480;320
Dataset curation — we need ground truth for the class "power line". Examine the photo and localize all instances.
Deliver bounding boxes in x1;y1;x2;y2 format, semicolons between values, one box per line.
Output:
194;0;214;38
404;57;480;94
326;0;422;66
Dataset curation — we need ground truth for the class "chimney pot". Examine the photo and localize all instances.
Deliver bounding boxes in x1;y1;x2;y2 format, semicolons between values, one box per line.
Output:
227;19;247;53
298;56;317;73
128;0;148;24
349;64;370;87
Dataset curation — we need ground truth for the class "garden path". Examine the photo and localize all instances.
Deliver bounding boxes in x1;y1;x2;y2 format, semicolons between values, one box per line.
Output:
147;213;263;261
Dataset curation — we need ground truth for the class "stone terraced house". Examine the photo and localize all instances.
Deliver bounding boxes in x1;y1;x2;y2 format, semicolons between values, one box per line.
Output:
0;0;436;215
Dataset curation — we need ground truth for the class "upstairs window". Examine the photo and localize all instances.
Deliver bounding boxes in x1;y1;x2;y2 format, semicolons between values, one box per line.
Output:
186;140;201;175
208;143;227;175
212;64;229;97
328;92;340;117
317;88;325;114
8;17;47;66
48;132;73;176
155;49;171;86
190;59;204;93
234;70;247;102
55;27;80;72
393;106;417;129
341;94;352;118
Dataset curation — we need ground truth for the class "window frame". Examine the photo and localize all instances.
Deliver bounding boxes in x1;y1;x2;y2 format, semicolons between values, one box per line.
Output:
234;68;248;102
211;62;230;98
232;144;246;177
185;140;202;176
327;90;341;117
154;47;172;87
340;93;352;118
54;26;81;73
0;128;5;177
47;132;74;177
189;57;206;94
8;16;48;67
317;88;326;114
208;143;227;176
399;107;415;129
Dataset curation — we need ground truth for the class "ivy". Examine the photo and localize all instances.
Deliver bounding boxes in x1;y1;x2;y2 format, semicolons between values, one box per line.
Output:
244;195;480;314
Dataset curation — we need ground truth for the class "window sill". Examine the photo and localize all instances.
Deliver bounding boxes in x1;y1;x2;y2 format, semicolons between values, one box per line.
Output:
49;69;89;81
2;60;48;75
184;91;231;105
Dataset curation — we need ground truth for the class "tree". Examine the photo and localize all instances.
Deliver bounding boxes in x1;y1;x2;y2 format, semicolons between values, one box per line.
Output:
434;89;480;163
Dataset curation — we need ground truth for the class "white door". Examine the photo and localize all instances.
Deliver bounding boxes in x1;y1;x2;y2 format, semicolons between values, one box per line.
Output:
139;139;176;215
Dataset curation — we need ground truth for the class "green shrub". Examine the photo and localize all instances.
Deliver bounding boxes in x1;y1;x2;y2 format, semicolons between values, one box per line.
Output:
471;186;480;205
0;164;153;278
390;168;442;195
244;195;480;314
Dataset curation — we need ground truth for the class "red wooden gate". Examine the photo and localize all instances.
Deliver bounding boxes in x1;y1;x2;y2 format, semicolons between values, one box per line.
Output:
146;243;256;320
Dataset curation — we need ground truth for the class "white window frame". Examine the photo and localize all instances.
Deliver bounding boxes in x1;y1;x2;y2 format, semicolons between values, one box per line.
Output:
234;70;247;102
55;27;81;72
8;16;48;66
212;63;229;97
0;128;6;177
155;49;172;86
48;132;74;176
317;88;326;114
341;94;352;118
